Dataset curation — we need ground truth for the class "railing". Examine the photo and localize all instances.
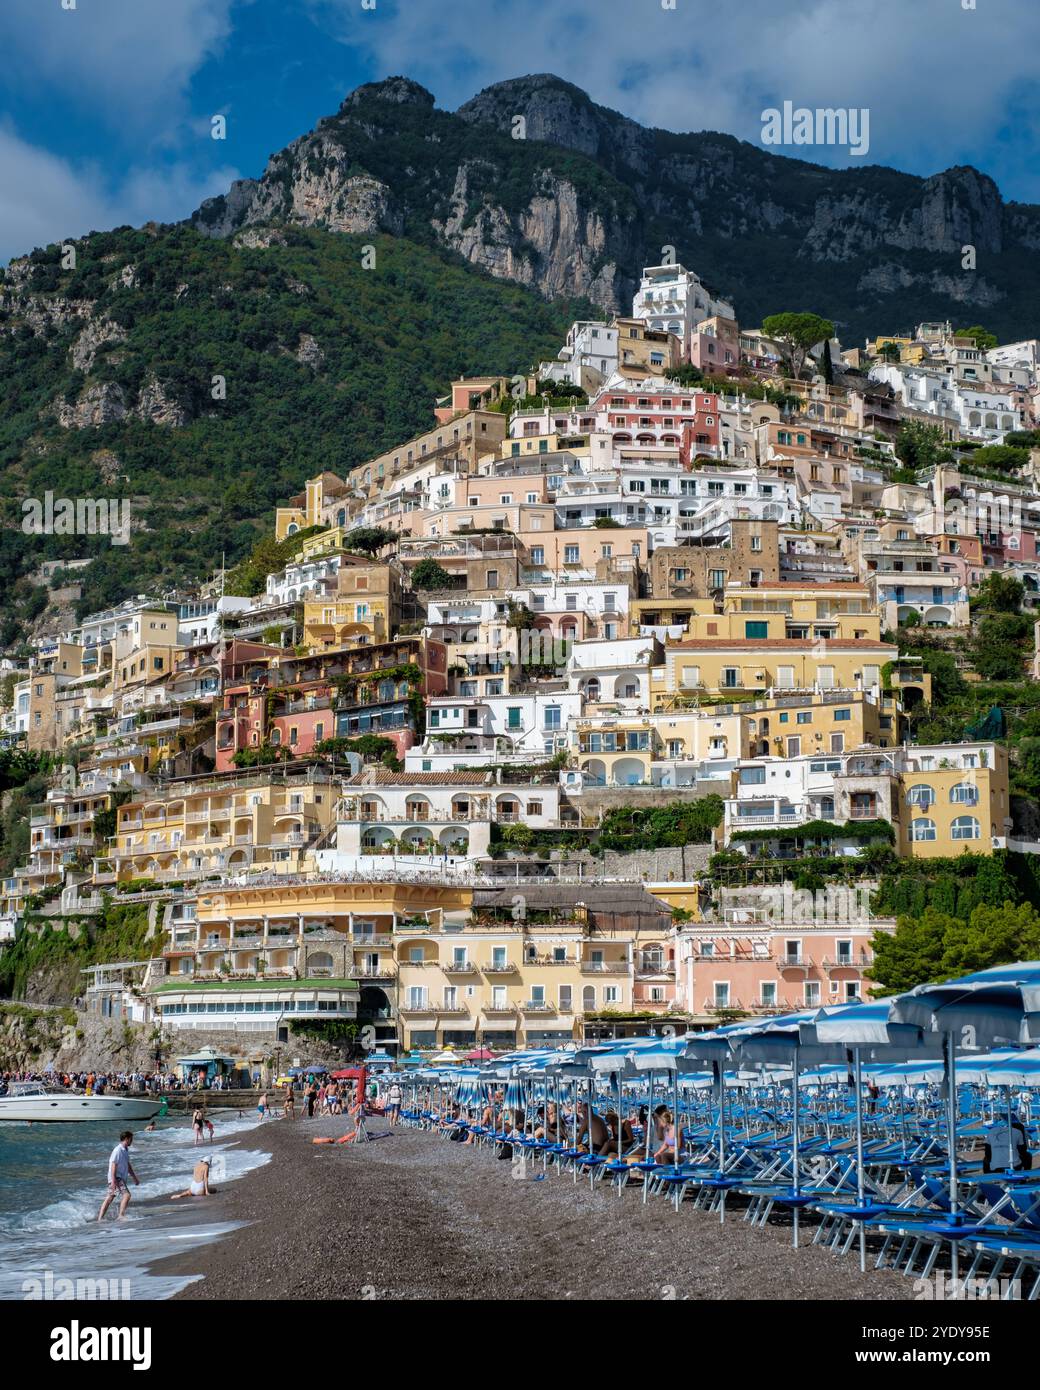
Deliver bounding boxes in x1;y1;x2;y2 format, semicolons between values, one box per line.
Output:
580;962;628;974
776;955;812;970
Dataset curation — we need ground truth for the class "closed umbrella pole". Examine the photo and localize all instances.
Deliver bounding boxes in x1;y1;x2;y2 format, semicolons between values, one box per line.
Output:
853;1046;866;1273
945;1030;960;1285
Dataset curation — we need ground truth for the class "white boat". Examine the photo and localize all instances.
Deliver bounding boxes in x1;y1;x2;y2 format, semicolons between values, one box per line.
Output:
0;1081;163;1123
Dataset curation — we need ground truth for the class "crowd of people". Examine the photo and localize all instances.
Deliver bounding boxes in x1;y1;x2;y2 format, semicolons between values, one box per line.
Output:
437;1092;678;1166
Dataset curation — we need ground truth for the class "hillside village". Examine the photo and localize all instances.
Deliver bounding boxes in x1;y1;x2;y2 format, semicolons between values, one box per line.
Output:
4;259;1040;1065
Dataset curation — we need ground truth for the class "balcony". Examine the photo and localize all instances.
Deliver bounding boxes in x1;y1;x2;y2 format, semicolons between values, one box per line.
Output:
483;962;518;975
443;960;479;974
399;1001;437;1016
821;953;873;971
481;1004;519;1018
580;961;629;974
776;954;812;972
521;1000;556;1014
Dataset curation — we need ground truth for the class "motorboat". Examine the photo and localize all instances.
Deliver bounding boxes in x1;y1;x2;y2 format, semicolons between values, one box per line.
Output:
0;1081;164;1122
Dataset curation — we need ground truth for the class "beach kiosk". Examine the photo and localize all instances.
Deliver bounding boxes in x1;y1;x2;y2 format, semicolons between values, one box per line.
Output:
175;1046;238;1089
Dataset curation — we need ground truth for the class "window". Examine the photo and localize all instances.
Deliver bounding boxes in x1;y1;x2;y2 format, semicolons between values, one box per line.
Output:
834;708;850;721
760;981;777;1007
713;982;730;1008
709;569;726;589
721;667;740;689
564;545;579;564
531;546;544;566
951;815;980;840
786;736;801;757
543;706;561;731
911;817;937;842
507;707;522;729
744;621;768;639
796;711;811;724
950;783;979;805
740;766;766;785
906;784;935;808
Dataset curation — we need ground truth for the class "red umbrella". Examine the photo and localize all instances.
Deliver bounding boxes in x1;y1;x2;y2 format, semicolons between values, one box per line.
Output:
465;1047;494;1061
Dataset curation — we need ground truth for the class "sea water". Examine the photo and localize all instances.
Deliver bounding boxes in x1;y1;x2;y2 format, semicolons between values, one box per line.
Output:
0;1108;271;1300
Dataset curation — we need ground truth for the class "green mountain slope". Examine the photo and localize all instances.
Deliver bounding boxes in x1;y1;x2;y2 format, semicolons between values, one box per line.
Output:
0;224;579;639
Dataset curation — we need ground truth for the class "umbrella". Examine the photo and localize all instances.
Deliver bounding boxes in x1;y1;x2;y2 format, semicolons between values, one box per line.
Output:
887;962;1040;1282
465;1047;494;1061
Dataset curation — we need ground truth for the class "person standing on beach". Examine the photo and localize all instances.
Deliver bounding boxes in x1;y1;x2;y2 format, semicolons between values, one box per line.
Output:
97;1132;139;1222
257;1092;269;1121
192;1107;205;1146
386;1080;403;1127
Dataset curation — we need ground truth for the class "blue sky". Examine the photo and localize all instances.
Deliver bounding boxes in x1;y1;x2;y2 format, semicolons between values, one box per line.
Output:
2;0;1039;262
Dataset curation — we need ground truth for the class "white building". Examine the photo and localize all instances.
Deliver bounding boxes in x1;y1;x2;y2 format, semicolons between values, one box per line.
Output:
315;769;564;872
632;264;735;353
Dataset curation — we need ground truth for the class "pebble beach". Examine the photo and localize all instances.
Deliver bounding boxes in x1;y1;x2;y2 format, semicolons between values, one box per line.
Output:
151;1115;912;1301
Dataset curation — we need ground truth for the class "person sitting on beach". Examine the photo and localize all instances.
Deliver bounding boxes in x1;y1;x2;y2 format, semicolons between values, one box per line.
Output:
652;1108;677;1166
575;1102;608;1154
598;1111;635;1158
170;1158;216;1200
545;1101;570;1144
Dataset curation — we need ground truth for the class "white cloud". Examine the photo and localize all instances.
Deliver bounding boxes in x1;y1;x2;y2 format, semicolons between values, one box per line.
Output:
0;127;237;263
0;0;237;130
306;0;1040;194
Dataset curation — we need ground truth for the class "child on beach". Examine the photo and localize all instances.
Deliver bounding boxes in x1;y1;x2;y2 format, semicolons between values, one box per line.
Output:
257;1092;269;1121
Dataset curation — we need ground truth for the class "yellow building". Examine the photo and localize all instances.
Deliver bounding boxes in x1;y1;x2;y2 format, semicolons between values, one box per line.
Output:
100;767;340;886
651;637;898;706
897;743;1011;857
721;581;882;643
301;558;402;651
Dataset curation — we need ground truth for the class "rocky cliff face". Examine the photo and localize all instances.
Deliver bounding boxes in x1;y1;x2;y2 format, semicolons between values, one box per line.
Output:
190;73;1040;339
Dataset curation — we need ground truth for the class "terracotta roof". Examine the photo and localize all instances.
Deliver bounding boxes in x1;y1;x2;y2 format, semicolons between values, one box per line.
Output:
343;769;496;787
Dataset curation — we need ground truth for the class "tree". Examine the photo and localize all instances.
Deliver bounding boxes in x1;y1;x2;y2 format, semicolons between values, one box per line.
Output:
410;559;452;591
956;326;998;351
761;312;834;380
877;341;902;362
964;444;1029;475
895;420;953;470
343;526;397;556
973;572;1023;615
870;901;1040;996
821;337;834;384
967;613;1031;681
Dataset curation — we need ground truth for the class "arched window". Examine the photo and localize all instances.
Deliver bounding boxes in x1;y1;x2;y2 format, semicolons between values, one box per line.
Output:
949;783;979;805
906;784;935;808
911;817;936;842
951;815;980;840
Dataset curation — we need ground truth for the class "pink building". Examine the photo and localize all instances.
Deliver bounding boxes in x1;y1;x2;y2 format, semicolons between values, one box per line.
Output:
676;917;894;1019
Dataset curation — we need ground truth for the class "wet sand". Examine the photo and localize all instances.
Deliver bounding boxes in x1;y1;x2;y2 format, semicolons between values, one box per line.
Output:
150;1115;913;1301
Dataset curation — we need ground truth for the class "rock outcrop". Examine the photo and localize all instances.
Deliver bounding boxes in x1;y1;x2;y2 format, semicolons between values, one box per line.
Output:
187;71;1040;336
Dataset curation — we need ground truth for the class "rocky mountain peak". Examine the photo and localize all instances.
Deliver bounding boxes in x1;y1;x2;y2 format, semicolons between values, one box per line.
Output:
340;76;435;111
